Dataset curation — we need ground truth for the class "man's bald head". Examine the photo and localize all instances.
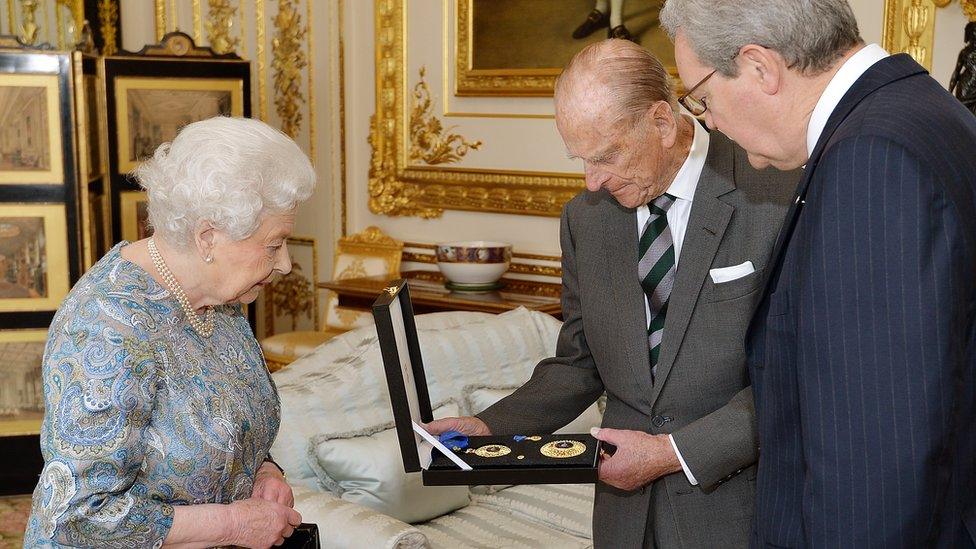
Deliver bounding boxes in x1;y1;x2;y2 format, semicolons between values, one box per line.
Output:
555;39;677;128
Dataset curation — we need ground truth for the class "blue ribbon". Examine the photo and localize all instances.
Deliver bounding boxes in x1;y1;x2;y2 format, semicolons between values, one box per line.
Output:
513;435;528;442
438;431;469;451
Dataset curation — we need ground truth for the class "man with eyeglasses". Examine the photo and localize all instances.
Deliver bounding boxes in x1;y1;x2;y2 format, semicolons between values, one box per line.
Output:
662;1;976;547
426;38;799;548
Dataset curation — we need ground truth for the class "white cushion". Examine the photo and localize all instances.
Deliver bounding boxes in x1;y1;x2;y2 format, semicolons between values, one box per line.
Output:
291;485;428;549
464;385;603;434
272;308;561;488
307;402;470;524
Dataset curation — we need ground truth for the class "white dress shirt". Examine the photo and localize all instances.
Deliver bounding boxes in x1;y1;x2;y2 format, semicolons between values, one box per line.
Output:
635;116;708;486
806;44;889;156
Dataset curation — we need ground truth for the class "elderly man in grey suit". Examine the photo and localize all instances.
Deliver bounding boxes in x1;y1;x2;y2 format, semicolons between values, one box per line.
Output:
428;39;798;548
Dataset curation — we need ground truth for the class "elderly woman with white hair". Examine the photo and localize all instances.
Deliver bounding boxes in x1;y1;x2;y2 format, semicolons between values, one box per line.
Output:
24;116;315;548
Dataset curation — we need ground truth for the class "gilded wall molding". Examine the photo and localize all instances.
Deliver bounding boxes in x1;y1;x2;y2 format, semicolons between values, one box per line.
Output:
256;0;268;120
271;0;306;138
964;0;976;20
6;1;14;35
883;0;976;69
97;0;118;55
19;0;39;45
205;0;238;55
410;66;482;165
154;0;164;41
368;0;584;219
306;0;316;165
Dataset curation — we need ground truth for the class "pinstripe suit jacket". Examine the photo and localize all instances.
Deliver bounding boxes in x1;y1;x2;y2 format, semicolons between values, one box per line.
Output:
747;54;976;548
479;132;799;548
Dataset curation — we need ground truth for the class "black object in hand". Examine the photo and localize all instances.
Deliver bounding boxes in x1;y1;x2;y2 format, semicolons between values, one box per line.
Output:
279;523;320;549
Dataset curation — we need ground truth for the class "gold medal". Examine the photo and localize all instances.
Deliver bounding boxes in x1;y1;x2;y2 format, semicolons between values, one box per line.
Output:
471;444;511;458
540;440;586;459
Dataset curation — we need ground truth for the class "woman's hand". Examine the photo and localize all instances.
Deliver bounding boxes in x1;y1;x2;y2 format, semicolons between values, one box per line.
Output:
225;497;302;548
253;461;294;507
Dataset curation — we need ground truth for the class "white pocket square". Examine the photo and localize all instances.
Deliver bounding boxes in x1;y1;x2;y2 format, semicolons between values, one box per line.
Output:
709;261;755;284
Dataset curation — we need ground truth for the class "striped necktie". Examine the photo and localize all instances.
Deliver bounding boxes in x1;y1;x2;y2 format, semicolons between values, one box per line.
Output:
638;193;676;379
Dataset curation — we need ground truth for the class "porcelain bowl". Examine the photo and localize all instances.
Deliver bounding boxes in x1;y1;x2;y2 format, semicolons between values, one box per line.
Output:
435;241;512;286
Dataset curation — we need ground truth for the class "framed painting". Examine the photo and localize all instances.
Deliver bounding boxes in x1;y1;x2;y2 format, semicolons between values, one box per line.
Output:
263;236;319;337
457;0;675;96
0;204;71;314
0;329;47;438
0;51;83;331
0;74;65;184
119;190;151;243
114;77;244;174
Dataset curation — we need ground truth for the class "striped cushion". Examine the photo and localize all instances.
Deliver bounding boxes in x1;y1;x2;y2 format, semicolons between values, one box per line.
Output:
291;486;427;549
470;484;595;539
416;498;593;548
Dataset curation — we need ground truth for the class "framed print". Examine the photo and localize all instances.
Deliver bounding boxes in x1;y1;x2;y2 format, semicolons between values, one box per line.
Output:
457;0;675;97
0;74;65;184
119;190;151;243
0;51;83;330
114;77;244;174
0;329;47;438
264;236;319;337
0;204;70;313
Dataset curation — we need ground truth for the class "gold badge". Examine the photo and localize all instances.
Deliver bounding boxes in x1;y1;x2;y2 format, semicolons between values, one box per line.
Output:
469;444;511;458
540;440;586;459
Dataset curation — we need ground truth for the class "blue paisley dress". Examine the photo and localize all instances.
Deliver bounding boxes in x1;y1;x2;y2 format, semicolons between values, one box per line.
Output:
23;243;280;548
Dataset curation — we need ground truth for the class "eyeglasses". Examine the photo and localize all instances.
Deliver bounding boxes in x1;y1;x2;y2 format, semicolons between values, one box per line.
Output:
678;69;716;116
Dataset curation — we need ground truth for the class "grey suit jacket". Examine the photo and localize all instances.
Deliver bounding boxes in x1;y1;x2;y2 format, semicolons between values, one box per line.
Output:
478;132;799;548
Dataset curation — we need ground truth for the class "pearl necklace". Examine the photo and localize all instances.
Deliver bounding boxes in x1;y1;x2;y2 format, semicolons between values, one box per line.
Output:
148;237;215;338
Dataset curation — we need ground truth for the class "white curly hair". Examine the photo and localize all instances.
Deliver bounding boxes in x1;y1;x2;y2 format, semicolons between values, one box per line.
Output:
135;116;315;249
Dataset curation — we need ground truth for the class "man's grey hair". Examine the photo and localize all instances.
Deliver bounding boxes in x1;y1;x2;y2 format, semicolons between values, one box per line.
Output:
135;116;315;249
660;0;863;77
555;39;676;127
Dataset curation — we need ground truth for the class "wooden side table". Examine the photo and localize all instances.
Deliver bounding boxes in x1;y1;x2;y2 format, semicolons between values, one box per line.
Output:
318;270;562;318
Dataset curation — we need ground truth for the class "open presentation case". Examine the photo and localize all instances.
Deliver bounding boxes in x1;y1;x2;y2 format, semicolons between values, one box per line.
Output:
372;280;601;486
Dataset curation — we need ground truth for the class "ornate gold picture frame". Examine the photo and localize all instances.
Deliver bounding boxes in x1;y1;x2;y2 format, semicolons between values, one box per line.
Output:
0;73;64;185
456;0;675;97
113;76;244;174
0;203;70;313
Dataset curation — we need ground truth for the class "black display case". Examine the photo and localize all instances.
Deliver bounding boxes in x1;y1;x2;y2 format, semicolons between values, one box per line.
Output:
372;279;601;486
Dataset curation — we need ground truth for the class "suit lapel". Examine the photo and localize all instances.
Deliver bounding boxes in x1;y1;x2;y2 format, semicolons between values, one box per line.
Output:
748;54;928;337
649;134;736;409
603;200;656;408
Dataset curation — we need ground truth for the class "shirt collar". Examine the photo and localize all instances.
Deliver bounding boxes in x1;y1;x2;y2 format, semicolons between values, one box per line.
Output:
662;115;709;203
806;43;889;156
